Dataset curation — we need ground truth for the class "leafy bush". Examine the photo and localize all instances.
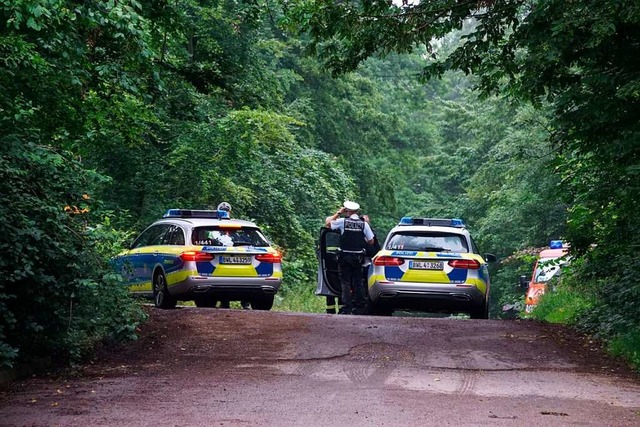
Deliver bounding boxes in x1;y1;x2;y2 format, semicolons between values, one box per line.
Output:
565;252;640;370
0;140;144;368
488;251;537;319
609;328;640;370
276;249;325;313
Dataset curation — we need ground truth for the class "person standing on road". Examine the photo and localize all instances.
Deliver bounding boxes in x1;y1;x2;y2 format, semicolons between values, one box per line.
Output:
216;201;251;310
325;201;374;314
325;214;379;314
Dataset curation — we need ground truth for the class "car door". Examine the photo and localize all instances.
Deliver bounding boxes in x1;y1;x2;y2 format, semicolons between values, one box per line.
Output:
316;228;342;297
156;224;187;286
127;224;172;292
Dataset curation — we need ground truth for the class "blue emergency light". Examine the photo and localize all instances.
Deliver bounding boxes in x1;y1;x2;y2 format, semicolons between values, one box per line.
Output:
549;240;563;249
163;209;230;219
398;217;465;228
450;218;465;227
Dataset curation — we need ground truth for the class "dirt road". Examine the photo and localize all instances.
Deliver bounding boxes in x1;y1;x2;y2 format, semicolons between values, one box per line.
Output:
1;307;639;426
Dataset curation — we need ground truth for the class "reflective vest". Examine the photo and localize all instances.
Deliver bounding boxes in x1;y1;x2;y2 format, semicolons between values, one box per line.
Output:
340;217;366;253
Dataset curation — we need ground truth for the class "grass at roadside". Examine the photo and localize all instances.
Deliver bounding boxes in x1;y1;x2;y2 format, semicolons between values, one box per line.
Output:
609;329;640;369
530;286;640;372
531;287;594;324
273;284;325;313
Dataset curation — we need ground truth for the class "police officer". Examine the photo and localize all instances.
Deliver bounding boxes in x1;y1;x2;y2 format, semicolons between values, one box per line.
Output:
326;201;374;314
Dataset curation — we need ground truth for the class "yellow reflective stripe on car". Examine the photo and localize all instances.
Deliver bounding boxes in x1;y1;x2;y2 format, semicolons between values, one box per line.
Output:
167;269;199;287
465;277;487;294
212;265;259;277
125;270;198;291
128;281;152;292
401;269;451;283
131;245;190;254
368;273;386;287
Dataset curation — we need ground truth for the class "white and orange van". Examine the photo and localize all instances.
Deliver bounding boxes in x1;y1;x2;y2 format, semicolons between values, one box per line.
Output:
520;240;570;313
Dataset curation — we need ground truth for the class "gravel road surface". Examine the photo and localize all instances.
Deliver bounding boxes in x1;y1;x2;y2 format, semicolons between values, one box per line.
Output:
1;307;638;426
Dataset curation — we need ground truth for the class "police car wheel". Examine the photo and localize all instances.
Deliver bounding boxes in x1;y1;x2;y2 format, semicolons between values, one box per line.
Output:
153;270;177;309
368;301;393;317
194;296;217;308
469;303;489;319
251;295;274;311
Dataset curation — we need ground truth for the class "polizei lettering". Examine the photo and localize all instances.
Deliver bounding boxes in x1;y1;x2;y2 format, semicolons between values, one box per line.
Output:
344;219;365;231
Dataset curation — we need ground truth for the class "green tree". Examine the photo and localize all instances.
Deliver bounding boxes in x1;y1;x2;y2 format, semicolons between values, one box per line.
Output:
288;0;640;358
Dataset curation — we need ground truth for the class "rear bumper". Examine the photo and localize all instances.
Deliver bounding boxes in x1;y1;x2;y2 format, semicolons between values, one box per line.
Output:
169;276;282;299
369;280;486;312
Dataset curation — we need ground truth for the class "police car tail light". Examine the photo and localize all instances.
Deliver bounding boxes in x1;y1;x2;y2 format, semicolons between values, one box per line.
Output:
373;256;405;266
180;251;215;262
448;259;481;269
255;253;282;263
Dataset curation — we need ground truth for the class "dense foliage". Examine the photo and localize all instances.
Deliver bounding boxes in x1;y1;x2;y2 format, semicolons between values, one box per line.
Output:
289;0;640;365
1;0;637;369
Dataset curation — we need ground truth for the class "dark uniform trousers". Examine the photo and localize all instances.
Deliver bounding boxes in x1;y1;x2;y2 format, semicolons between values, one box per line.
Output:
338;252;366;313
326;295;343;314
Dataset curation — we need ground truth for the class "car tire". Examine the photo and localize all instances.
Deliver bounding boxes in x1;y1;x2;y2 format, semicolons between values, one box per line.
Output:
251;295;274;311
368;300;393;316
194;296;217;308
469;302;489;319
153;270;177;309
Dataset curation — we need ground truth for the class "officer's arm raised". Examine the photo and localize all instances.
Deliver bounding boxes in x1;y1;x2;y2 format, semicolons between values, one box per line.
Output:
325;207;345;227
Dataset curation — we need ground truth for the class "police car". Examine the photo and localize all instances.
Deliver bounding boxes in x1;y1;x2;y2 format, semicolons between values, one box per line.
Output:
112;209;282;310
367;217;495;318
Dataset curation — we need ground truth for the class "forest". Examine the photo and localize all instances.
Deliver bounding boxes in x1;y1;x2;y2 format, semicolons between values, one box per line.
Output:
1;0;638;370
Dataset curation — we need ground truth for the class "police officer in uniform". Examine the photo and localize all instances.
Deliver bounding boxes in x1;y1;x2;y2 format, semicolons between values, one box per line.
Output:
326;201;374;314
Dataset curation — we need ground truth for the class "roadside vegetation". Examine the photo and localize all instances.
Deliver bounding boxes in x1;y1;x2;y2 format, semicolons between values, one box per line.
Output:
1;0;638;371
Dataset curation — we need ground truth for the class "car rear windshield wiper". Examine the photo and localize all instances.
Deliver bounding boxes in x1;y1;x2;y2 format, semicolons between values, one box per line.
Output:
422;247;450;252
232;242;254;247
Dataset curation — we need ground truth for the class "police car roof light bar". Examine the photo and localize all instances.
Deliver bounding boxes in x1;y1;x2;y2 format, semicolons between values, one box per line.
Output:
163;209;230;219
549;240;563;249
398;217;465;228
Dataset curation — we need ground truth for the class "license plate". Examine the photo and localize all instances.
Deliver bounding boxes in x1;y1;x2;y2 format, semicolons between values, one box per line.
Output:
409;261;444;270
220;256;251;265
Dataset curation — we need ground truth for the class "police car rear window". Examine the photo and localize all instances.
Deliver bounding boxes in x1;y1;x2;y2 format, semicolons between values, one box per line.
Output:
192;226;270;247
386;232;469;253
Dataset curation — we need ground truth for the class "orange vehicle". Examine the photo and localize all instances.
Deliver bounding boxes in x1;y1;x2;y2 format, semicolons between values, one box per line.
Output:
520;241;570;313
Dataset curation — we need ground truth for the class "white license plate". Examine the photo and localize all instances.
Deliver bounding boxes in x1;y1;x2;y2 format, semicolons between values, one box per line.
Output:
220;256;251;265
409;261;444;270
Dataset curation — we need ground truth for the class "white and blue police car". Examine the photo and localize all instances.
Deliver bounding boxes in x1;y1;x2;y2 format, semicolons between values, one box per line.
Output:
367;217;495;317
112;209;282;310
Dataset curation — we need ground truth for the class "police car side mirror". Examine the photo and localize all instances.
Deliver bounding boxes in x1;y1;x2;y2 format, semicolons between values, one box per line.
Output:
519;275;529;289
484;253;497;263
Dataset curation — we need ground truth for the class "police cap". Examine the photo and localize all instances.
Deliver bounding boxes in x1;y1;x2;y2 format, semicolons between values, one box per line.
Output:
343;201;360;211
